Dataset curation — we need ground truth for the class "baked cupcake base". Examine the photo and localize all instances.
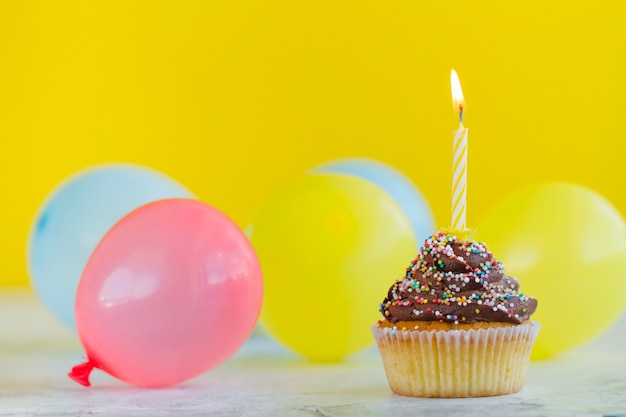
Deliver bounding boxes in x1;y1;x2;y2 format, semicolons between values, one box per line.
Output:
372;320;540;398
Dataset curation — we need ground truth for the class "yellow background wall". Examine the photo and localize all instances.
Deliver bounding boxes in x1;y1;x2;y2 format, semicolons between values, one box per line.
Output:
2;1;625;286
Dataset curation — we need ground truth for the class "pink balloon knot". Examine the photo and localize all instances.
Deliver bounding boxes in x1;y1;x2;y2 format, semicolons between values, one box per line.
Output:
68;360;95;387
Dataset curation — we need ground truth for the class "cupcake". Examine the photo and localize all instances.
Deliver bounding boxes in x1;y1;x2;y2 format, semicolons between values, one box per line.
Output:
372;232;539;398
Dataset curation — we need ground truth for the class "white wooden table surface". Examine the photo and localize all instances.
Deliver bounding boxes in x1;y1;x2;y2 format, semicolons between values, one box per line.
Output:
1;289;625;417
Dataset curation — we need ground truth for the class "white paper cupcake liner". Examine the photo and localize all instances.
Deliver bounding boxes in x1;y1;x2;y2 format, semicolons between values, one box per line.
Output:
372;321;540;398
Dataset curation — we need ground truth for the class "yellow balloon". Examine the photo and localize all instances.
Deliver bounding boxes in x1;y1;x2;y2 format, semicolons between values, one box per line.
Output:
249;173;416;362
476;183;626;360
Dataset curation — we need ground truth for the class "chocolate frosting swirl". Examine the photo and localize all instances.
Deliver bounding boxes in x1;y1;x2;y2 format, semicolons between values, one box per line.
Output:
380;232;537;324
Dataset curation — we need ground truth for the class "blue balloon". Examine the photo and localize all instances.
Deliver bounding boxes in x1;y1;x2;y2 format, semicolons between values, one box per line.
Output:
27;164;194;329
311;158;435;248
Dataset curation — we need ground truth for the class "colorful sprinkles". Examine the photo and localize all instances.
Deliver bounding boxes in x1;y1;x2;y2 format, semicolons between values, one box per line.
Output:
379;232;536;325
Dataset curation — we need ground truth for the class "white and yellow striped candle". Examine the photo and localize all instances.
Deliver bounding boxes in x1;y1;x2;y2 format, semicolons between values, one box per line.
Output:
450;69;468;230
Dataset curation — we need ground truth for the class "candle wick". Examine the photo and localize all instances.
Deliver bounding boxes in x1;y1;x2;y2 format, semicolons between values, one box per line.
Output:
459;105;464;127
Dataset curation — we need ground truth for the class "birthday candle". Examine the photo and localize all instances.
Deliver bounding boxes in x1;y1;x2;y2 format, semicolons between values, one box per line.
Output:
450;69;468;230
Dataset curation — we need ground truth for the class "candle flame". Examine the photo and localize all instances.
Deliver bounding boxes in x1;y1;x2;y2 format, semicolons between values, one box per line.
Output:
450;69;465;123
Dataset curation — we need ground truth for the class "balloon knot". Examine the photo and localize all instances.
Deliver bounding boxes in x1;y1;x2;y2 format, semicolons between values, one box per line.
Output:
68;360;95;387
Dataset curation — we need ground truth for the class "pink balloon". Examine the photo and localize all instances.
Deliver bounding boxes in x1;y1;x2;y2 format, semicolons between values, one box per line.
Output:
69;199;263;388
